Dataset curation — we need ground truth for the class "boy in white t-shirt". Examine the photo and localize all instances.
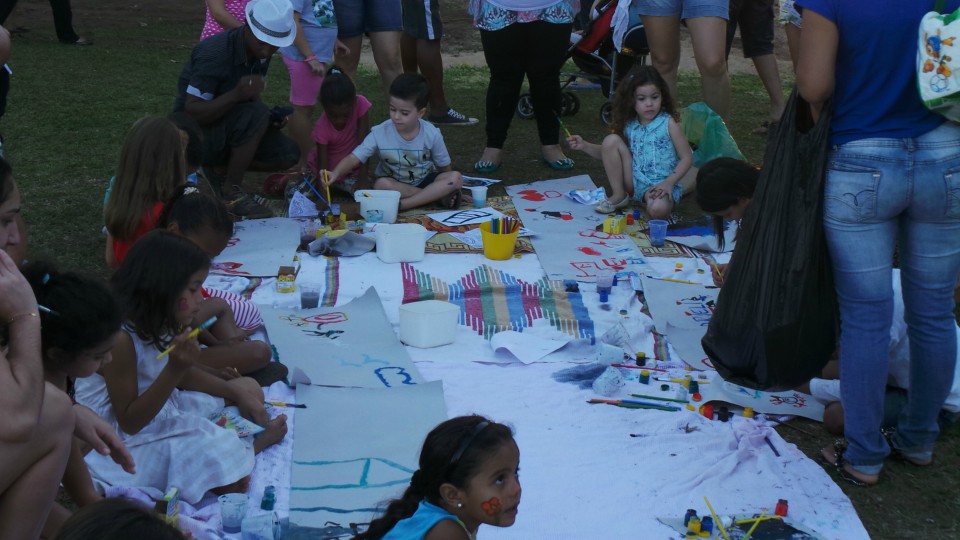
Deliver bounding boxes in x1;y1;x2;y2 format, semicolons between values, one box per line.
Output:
323;73;463;211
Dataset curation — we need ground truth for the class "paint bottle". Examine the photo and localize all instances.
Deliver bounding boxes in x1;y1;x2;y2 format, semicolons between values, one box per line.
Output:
633;208;641;220
639;370;650;384
682;374;693;389
743;406;755;418
684;509;698;526
688;380;700;394
675;387;688;401
775;499;788;517
596;271;614;302
635;352;646;366
260;485;276;511
701;516;714;534
687;516;702;534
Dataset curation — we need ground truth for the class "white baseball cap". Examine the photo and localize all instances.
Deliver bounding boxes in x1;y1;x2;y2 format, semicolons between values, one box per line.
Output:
245;0;296;48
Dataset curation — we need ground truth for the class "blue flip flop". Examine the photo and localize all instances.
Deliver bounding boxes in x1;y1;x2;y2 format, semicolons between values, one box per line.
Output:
543;157;574;171
474;160;500;174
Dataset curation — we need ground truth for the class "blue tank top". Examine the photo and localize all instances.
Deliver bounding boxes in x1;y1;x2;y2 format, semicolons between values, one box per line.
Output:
624;112;678;192
382;501;466;540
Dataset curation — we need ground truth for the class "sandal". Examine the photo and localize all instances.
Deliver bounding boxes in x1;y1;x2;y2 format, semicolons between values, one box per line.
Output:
820;440;880;487
752;120;778;135
474;160;500;174
882;428;934;466
543;157;575;171
594;197;630;214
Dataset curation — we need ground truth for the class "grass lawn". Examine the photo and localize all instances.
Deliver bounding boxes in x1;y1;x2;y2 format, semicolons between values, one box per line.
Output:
4;9;959;539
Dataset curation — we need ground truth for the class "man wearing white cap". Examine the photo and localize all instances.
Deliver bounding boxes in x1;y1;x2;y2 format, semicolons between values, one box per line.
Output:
174;0;301;219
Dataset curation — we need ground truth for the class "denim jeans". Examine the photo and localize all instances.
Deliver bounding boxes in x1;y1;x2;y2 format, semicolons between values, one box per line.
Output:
824;122;960;474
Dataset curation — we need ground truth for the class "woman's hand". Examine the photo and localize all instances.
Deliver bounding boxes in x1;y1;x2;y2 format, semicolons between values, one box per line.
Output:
0;249;37;324
73;404;136;474
712;263;729;287
307;58;325;77
647;181;674;201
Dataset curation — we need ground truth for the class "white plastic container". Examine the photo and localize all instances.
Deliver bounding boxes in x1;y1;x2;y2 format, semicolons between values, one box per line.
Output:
399;300;459;348
354;189;401;224
376;223;427;263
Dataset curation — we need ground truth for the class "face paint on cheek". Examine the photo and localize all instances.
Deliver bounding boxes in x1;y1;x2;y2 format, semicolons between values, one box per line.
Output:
481;497;501;516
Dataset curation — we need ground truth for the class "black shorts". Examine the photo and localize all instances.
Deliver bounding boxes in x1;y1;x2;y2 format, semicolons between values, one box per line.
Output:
201;102;300;170
725;0;775;59
402;0;443;41
413;171;440;188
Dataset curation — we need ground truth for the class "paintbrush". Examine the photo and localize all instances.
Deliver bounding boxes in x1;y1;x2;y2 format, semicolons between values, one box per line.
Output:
649;277;700;285
703;496;731;540
322;170;333;208
266;401;306;409
155;316;218;359
555;112;573;139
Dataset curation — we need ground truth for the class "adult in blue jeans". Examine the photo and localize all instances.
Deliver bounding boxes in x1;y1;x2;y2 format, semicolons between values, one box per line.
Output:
797;0;960;486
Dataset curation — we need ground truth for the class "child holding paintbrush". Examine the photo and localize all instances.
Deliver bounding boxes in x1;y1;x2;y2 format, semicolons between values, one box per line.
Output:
74;231;287;503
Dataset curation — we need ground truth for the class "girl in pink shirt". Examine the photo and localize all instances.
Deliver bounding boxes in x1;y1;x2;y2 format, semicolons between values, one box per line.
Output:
307;68;372;194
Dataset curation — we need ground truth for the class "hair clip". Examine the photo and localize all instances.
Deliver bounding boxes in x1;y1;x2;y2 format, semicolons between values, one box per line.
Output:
42;273;50;284
183;186;199;196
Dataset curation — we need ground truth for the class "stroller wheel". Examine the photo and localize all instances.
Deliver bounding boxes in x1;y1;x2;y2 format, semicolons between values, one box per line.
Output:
516;94;535;120
562;92;581;116
600;101;613;127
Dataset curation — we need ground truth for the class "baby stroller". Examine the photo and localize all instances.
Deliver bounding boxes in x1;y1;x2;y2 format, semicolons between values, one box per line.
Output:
515;0;649;126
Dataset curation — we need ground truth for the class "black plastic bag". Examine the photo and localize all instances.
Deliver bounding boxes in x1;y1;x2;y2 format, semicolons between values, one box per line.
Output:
701;89;838;391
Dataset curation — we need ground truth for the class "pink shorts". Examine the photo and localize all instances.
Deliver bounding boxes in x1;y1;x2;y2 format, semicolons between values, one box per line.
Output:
282;56;325;107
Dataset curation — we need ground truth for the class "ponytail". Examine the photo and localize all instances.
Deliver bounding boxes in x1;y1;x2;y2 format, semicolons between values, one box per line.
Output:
353;472;426;540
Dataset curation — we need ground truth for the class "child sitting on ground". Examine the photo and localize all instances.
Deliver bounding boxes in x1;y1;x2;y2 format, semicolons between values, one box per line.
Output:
322;73;463;211
157;185;275;376
306;67;371;194
54;497;186;540
567;65;693;219
355;415;521;540
74;231;287;503
23;261;126;537
104;117;186;268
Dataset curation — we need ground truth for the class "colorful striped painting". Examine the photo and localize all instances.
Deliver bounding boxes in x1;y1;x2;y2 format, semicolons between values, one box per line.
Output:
401;263;595;343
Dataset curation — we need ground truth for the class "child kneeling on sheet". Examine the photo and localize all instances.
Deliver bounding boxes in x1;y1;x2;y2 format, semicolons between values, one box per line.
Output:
74;231;287;503
157;185;279;381
801;270;960;442
321;73;464;211
355;415;521;540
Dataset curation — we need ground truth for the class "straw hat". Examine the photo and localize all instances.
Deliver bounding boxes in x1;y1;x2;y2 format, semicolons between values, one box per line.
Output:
245;0;295;48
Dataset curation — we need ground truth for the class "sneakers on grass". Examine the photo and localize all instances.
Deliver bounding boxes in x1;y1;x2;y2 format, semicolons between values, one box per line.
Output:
223;188;274;219
428;108;479;126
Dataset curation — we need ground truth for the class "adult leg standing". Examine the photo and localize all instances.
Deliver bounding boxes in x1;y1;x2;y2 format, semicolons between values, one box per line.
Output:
725;0;784;131
0;0;86;44
822;124;960;481
401;0;477;125
638;0;730;121
333;0;403;97
475;5;573;171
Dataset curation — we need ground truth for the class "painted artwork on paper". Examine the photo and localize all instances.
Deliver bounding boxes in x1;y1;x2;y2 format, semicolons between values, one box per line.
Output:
640;276;719;369
663;216;738;253
699;378;825;421
288;382;448;533
210;218;300;277
505;176;647;282
261;288;424;388
401;263;595;343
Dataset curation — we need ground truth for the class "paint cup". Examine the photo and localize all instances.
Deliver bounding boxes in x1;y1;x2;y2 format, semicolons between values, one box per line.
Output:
219;493;248;533
468;186;488;208
300;283;320;309
241;511;281;540
595;342;623;365
479;221;519;260
648;219;668;247
592;365;625;396
299;222;316;251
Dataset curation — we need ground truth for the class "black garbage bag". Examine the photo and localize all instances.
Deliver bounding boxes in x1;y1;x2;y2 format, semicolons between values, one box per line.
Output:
701;89;838;391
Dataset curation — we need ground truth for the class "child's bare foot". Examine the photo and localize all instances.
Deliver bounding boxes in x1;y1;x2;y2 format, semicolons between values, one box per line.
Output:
254;414;288;454
212;475;251;495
